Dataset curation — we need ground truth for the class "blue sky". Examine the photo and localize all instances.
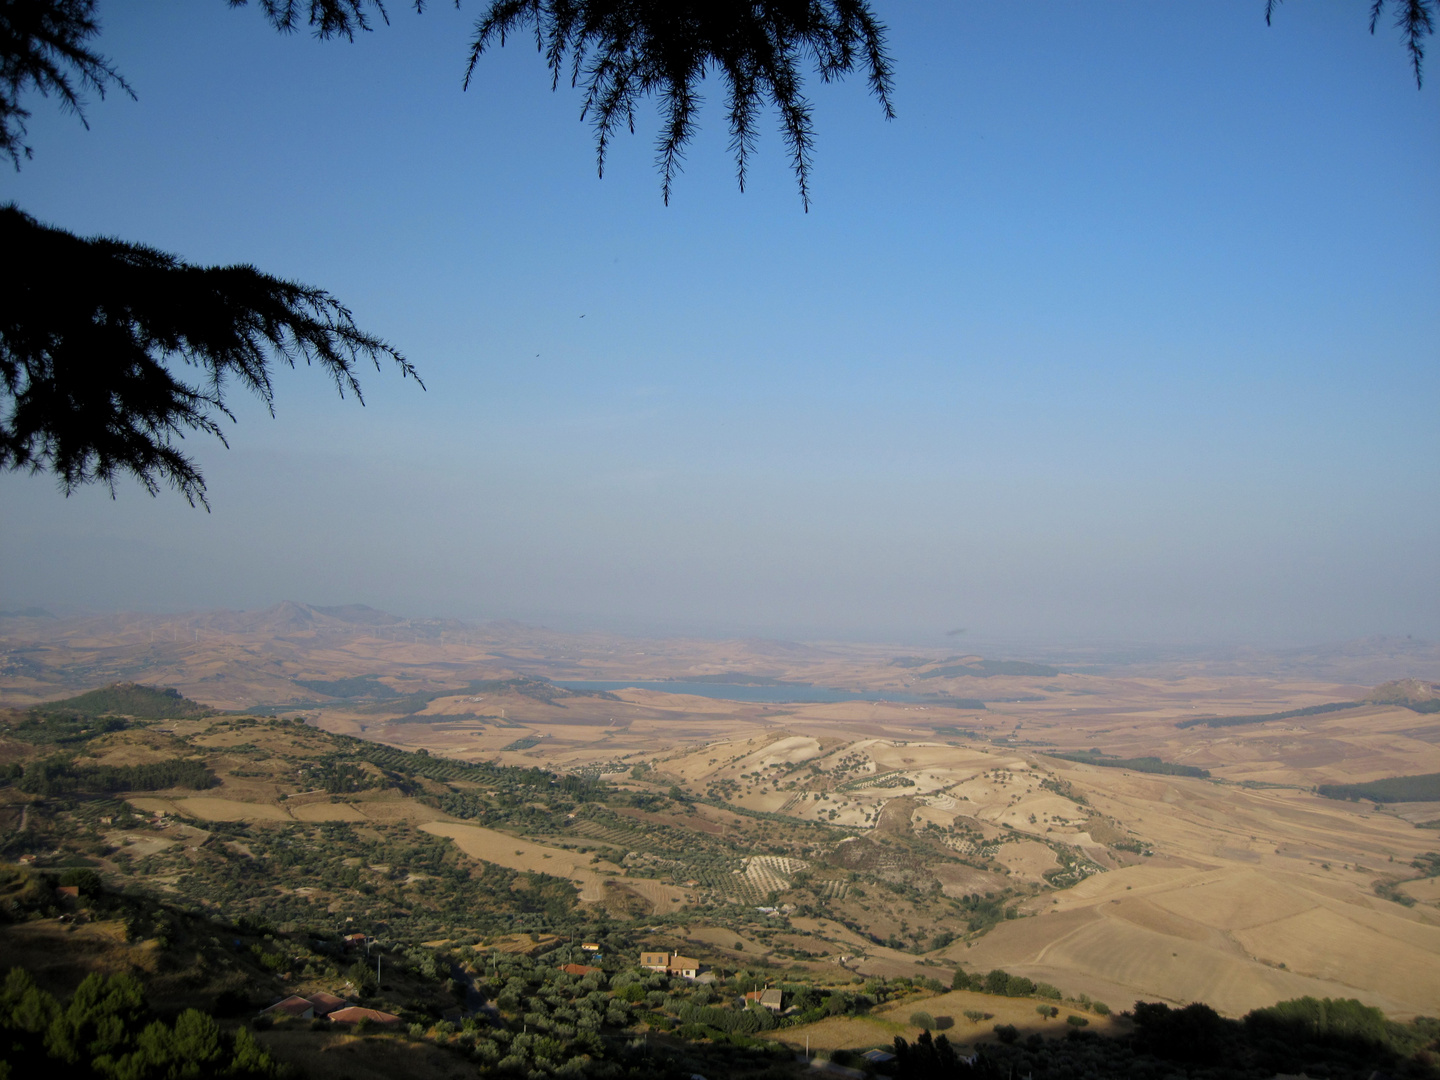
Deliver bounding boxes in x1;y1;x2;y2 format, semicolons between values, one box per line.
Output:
1;1;1436;645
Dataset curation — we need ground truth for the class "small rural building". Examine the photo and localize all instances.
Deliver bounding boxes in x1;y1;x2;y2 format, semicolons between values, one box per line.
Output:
580;943;601;952
342;933;368;950
304;992;349;1016
261;996;315;1020
642;951;702;977
744;989;784;1011
560;963;599;977
667;954;700;979
328;1006;400;1025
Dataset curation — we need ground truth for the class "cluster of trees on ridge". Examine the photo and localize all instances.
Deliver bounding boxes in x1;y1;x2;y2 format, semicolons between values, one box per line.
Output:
1175;701;1365;730
1318;773;1440;803
26;683;213;722
1047;750;1209;779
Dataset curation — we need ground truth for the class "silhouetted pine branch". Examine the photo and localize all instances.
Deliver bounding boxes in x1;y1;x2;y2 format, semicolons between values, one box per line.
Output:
464;0;896;210
1267;0;1435;86
0;205;419;508
228;0;421;41
0;0;134;167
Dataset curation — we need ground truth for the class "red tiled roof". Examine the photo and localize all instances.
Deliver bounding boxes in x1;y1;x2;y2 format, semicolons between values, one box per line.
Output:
305;992;349;1015
561;964;599;976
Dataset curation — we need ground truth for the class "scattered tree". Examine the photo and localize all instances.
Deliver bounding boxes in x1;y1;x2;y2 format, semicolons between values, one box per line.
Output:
908;1010;934;1031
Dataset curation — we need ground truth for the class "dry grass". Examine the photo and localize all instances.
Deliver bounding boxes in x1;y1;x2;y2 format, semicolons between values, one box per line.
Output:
127;796;292;822
420;821;623;903
1400;877;1440;903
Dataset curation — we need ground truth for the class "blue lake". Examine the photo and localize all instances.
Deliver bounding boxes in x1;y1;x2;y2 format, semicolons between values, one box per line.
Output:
555;680;944;705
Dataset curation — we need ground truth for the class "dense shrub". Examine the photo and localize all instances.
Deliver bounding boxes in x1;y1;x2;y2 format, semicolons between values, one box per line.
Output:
0;969;276;1079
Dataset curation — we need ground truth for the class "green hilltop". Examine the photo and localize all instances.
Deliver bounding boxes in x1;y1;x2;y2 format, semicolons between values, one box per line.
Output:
33;682;213;720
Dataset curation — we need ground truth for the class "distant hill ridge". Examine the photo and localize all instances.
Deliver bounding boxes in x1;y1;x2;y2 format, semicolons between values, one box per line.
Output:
1366;678;1440;712
892;655;1061;679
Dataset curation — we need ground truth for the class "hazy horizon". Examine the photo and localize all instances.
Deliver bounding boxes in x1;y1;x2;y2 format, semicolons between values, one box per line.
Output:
3;598;1438;664
2;3;1436;646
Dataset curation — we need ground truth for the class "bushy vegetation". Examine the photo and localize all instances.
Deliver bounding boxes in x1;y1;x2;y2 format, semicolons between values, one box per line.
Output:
2;713;131;746
947;968;1102;1015
137;818;581;938
2;755;215;795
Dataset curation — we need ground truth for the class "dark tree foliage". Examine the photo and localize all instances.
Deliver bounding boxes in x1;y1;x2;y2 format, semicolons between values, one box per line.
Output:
0;205;418;506
1317;771;1440;803
0;968;278;1079
231;0;895;208
1131;1001;1231;1065
468;0;894;209
231;0;415;40
892;1029;987;1079
5;711;129;745
1267;0;1435;86
1176;700;1365;729
10;754;216;794
0;0;133;167
1048;750;1210;779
